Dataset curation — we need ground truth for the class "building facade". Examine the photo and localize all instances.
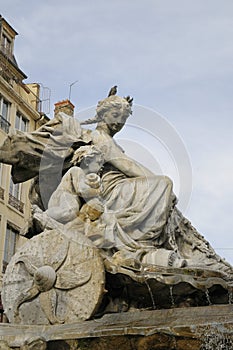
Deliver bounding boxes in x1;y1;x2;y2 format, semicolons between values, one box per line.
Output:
0;15;48;321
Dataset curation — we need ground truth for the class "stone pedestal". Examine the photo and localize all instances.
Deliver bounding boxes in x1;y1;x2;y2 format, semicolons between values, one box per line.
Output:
0;305;233;349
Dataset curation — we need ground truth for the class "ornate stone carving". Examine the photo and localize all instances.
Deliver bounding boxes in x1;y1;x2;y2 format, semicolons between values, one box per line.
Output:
2;229;105;324
0;89;233;325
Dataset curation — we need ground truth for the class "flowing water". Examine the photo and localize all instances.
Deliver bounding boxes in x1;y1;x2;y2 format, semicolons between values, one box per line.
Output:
205;289;212;305
169;286;175;307
145;280;156;310
200;325;233;349
228;290;233;304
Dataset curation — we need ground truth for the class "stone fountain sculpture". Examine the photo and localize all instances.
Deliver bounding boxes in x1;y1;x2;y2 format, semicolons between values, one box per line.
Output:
1;89;233;326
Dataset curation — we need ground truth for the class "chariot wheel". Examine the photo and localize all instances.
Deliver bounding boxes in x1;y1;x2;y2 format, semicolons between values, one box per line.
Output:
2;229;105;324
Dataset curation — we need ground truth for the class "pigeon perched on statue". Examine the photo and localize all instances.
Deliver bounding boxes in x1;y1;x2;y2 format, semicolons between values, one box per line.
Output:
108;85;117;97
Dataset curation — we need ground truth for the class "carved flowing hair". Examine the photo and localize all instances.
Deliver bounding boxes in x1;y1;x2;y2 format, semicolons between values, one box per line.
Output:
71;145;103;166
80;95;132;125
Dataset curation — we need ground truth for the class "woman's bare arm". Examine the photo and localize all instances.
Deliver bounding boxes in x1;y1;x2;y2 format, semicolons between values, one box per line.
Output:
92;129;155;178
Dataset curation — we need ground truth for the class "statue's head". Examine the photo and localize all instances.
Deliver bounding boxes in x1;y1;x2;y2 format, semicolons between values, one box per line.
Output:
96;95;132;135
71;145;104;173
81;93;133;136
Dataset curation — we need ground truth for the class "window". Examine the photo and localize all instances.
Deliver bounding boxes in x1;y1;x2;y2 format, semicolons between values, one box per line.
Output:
0;164;4;200
15;112;28;131
2;99;9;119
3;225;18;272
9;178;21;200
9;178;24;212
0;96;11;133
1;33;12;57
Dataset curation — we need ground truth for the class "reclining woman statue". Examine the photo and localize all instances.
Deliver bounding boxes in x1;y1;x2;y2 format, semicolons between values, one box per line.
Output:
0;91;232;279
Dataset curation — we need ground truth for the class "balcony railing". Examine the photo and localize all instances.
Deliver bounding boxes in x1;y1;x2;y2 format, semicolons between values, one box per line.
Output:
8;193;24;213
0;187;4;200
0;114;10;133
2;260;8;274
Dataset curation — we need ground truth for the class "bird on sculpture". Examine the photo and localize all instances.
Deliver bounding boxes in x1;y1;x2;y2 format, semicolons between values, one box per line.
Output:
108;85;117;97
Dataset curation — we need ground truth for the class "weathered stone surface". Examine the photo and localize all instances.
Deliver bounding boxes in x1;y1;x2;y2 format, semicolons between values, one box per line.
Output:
2;230;105;325
45;336;201;350
0;305;233;348
0;341;11;350
0;336;206;350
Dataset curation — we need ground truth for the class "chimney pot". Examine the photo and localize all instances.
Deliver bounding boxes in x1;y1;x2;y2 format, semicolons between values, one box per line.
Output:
54;99;75;117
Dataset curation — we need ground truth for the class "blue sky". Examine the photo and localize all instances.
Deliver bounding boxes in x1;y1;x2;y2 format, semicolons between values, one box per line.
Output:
1;0;233;263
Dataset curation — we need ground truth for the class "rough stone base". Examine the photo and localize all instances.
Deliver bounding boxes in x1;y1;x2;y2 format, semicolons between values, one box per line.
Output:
0;305;233;349
46;335;201;350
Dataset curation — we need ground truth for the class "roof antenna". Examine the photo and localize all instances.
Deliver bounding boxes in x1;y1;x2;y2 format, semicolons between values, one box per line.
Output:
68;80;79;101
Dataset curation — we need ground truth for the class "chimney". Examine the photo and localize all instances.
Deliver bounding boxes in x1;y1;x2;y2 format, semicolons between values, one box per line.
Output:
54;99;75;117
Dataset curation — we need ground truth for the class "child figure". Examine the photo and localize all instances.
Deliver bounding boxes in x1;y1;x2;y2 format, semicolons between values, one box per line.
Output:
32;144;115;250
46;145;104;224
